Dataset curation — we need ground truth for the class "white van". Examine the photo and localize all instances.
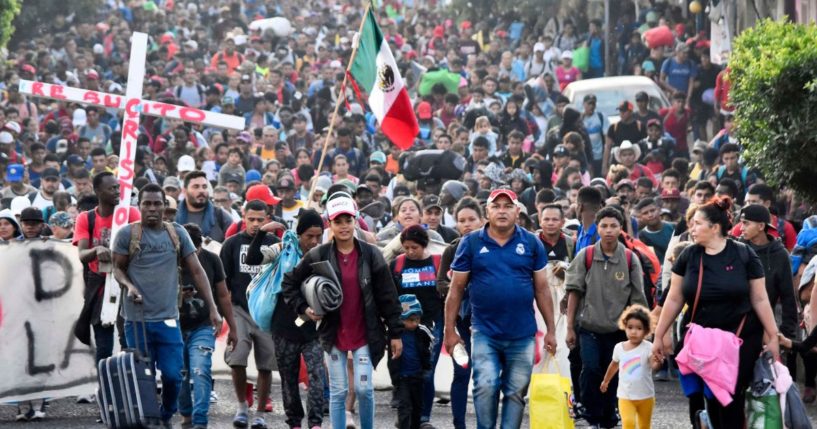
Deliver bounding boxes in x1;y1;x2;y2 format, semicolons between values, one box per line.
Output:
563;76;670;124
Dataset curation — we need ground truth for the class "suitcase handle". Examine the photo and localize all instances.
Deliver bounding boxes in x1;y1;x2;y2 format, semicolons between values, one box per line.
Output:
133;302;151;361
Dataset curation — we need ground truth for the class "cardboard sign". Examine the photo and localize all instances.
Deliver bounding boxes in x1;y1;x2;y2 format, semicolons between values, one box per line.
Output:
0;240;96;402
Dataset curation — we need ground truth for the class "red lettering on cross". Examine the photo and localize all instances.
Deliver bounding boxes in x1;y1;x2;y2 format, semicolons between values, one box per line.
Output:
122;120;138;141
125;98;140;117
83;91;100;104
104;94;122;108
179;107;206;122
151;103;177;117
120;159;135;181
31;82;45;96
49;84;66;100
113;206;130;225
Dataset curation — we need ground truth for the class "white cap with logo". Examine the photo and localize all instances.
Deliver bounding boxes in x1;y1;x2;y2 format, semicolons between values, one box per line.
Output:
326;196;357;220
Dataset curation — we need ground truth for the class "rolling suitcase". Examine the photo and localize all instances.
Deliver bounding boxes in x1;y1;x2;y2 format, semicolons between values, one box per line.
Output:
96;308;162;428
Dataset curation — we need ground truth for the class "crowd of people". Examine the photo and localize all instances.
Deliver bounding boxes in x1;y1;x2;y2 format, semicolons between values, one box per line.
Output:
2;0;817;429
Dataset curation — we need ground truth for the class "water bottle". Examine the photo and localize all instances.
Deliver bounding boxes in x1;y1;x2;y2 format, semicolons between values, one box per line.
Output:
452;343;469;368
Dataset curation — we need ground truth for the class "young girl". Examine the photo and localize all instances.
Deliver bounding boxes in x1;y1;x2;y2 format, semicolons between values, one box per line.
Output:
600;305;659;429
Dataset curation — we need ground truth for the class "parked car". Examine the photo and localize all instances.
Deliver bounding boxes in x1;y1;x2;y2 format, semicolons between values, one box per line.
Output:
563;76;670;124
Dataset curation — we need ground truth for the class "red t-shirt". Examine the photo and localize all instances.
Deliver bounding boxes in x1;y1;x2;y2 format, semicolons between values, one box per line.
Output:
72;206;141;273
335;246;367;351
660;108;691;152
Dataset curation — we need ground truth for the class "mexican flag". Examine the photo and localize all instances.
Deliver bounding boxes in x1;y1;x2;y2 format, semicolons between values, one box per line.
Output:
349;8;418;150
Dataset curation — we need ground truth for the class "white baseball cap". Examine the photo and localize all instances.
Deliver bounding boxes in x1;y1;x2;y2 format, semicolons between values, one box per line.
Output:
326;196;357;220
73;109;87;127
10;195;31;216
177;155;196;173
533;42;546;53
0;131;13;144
4;121;21;134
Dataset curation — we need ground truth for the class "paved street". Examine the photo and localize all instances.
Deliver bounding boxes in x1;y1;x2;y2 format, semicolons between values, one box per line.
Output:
3;377;816;428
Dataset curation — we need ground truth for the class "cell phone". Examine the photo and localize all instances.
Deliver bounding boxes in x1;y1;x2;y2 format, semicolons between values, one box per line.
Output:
182;284;195;292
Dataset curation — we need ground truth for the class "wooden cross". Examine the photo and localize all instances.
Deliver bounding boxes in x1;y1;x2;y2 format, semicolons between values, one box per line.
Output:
19;33;245;325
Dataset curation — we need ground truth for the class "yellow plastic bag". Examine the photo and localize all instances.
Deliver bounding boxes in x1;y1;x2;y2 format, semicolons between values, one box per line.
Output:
530;354;574;429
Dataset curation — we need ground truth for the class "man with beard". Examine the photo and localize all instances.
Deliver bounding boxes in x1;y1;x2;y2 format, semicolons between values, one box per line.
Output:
28;167;62;213
220;200;280;429
175;171;233;242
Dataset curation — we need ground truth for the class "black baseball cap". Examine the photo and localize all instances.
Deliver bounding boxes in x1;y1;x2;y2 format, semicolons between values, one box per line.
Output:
422;194;443;211
42;167;60;180
20;207;44;222
276;177;295;190
741;204;777;231
635;91;649;102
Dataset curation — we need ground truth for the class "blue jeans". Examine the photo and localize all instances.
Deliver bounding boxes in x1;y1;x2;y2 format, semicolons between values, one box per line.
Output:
326;345;374;429
450;316;472;429
124;320;184;422
178;326;215;426
421;315;444;422
471;330;534;429
579;328;625;427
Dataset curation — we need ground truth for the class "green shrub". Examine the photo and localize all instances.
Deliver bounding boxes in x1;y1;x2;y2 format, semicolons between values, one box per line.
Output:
0;0;21;49
730;19;817;202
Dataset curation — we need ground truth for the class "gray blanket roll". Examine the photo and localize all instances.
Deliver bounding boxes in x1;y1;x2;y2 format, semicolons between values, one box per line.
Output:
301;275;343;316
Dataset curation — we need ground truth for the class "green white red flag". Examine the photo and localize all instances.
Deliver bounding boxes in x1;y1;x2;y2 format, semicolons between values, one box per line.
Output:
349;8;418;150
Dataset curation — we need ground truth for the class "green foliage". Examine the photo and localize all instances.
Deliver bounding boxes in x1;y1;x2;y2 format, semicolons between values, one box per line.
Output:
9;0;102;47
730;19;817;202
0;0;22;49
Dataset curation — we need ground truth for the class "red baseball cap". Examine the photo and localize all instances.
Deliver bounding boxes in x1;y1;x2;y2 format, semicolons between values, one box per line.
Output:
417;102;432;120
246;184;281;206
85;69;100;80
487;189;518;204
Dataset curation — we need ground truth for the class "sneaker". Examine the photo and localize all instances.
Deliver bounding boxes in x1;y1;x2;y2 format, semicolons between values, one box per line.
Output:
76;394;95;404
233;410;249;428
345;410;356;429
246;383;255;408
804;387;816;404
264;398;273;412
210;390;219;404
30;410;46;421
251;417;268;429
436;397;450;405
15;409;29;422
653;369;670;381
322;403;330;416
419;423;436;429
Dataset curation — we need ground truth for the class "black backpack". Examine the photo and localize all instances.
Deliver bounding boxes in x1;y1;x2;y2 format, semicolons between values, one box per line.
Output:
400;149;467;181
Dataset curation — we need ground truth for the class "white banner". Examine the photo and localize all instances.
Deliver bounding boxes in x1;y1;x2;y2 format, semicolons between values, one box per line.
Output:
0;240;97;402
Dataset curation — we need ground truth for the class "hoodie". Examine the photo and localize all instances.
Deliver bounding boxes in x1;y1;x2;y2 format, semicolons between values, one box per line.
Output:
0;208;21;240
741;235;798;337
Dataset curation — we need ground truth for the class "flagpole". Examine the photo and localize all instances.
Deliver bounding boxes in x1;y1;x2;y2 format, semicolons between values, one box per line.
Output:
307;2;373;203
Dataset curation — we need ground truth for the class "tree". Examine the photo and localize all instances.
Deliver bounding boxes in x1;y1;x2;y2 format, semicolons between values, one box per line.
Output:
0;0;21;49
8;0;102;48
729;19;817;202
